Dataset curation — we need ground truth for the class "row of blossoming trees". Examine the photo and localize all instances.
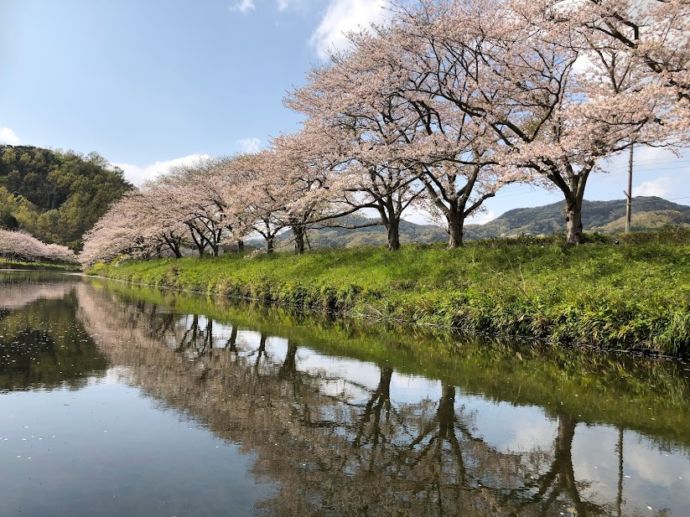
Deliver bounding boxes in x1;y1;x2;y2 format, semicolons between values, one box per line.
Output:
0;230;77;264
81;0;689;265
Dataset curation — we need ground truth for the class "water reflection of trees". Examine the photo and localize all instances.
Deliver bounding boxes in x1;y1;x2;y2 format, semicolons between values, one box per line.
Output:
77;285;670;516
0;282;107;391
0;281;75;310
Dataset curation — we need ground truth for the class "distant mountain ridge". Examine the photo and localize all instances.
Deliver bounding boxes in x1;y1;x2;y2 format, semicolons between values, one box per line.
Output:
271;196;690;249
466;196;690;240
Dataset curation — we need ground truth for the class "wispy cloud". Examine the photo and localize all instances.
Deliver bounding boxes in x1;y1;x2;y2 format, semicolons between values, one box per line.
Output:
237;137;263;153
230;0;256;14
310;0;391;59
0;127;21;145
633;177;675;197
468;209;497;225
629;147;690;201
114;154;212;186
276;0;310;11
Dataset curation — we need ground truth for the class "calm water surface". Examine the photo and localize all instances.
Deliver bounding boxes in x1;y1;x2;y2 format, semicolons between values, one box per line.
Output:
1;272;689;516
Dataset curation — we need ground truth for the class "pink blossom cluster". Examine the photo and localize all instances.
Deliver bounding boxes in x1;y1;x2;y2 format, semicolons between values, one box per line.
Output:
0;229;78;264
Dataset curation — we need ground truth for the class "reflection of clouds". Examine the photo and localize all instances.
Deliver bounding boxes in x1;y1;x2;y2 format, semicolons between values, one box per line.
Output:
264;337;288;362
626;438;690;488
389;373;441;405
573;425;618;504
297;351;382;403
296;353;443;405
461;397;556;453
236;330;262;348
573;425;690;515
503;416;557;452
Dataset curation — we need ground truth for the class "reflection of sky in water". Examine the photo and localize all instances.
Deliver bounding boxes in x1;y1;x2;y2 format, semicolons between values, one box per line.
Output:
574;425;690;515
0;374;275;517
277;343;690;514
461;397;558;453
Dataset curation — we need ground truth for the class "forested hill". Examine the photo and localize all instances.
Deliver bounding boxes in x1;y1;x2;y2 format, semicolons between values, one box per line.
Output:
0;145;132;249
275;196;690;249
467;196;690;239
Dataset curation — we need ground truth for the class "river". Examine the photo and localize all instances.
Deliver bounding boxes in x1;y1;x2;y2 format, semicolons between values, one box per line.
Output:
1;271;689;516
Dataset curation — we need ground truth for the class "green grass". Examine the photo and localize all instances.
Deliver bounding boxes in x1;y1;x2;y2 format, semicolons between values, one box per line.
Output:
89;233;690;356
0;258;80;272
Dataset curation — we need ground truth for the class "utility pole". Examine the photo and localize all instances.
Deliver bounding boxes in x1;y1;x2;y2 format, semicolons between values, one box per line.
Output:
625;144;634;233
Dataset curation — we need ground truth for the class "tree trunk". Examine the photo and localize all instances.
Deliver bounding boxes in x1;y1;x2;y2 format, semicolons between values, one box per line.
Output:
565;197;585;245
168;242;182;258
447;207;465;249
292;225;306;254
266;236;274;254
387;218;401;251
236;240;244;253
279;340;298;379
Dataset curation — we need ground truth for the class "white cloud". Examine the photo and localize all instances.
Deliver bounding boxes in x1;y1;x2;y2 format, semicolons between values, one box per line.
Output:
310;0;391;59
468;209;497;225
114;154;212;186
633;176;675;197
230;0;256;14
276;0;311;11
237;137;263;153
0;127;21;145
629;147;690;199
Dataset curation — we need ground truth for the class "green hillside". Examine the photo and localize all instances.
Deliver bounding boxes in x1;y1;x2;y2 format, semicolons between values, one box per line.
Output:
468;196;690;239
0;145;132;249
273;197;690;249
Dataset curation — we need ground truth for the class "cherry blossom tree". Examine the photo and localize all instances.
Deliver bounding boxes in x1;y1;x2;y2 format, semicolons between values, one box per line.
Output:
0;229;77;264
390;0;686;244
271;130;341;254
288;40;428;251
80;193;152;266
288;4;524;248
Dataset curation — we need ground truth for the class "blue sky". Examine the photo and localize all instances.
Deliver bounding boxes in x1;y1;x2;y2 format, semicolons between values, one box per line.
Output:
1;0;688;224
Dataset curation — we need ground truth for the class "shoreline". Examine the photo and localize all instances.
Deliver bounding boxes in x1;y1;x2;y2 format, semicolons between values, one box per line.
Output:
84;241;690;358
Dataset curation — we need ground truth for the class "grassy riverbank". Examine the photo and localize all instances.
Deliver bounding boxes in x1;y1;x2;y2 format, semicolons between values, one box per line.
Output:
89;234;690;356
0;258;80;272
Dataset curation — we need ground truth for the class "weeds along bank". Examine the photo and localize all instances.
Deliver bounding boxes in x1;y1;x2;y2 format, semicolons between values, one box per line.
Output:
89;238;690;357
0;258;79;271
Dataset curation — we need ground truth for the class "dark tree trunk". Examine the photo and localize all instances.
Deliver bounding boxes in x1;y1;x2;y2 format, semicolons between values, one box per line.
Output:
437;384;456;438
254;334;267;371
279;340;298;379
188;227;207;257
237;240;244;253
225;326;238;353
292;225;306;254
266;236;274;254
387;218;401;251
565;196;585;245
447;206;465;249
